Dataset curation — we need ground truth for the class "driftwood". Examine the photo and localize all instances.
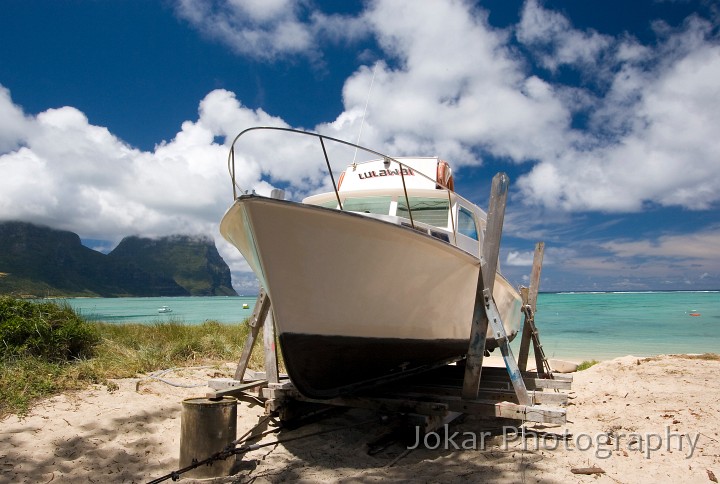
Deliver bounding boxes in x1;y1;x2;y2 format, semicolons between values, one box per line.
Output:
708;468;718;483
570;466;605;475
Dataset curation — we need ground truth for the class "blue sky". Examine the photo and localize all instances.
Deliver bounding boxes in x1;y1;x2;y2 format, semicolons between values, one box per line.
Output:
1;0;719;293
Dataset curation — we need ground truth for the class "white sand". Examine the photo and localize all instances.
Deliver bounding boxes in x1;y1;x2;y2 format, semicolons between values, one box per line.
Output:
2;355;719;483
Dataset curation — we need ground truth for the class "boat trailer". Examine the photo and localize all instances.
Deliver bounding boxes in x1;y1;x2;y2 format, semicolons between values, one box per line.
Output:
208;173;572;432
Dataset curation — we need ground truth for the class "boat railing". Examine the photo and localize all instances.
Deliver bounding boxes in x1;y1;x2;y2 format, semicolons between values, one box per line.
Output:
227;126;457;240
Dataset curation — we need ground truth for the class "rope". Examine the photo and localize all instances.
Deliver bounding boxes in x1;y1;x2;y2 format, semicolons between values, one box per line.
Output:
146;416;379;483
139;366;216;389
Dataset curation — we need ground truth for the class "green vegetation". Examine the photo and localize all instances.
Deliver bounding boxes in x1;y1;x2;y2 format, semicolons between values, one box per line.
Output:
1;296;258;418
576;359;600;371
0;221;236;297
108;235;237;296
0;296;99;361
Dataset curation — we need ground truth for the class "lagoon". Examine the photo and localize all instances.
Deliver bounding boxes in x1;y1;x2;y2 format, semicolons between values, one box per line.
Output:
62;291;720;361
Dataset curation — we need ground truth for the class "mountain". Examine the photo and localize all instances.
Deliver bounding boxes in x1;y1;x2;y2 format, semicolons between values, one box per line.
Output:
108;235;236;296
0;221;237;297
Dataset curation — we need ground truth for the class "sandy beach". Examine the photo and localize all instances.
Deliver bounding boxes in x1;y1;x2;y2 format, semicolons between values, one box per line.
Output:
2;354;719;483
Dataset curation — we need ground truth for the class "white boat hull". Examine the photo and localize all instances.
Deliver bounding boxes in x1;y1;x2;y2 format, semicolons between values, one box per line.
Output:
220;195;522;398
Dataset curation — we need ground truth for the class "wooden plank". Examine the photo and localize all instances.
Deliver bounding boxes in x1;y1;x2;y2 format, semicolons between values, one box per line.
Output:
470;366;573;383
518;242;544;372
267;386;565;424
496;402;566;424
244;370;289;381
527;242;544;312
464;375;571;391
206;380;268;399
481;173;509;292
525;378;572;390
263;308;279;384
207;378;263;391
462;173;509;400
371;386;568;406
517;314;533;373
461;263;489;399
234;289;271;381
272;391;451;417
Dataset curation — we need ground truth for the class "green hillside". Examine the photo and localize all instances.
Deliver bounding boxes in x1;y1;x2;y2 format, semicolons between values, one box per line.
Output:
0;222;237;297
108;235;236;296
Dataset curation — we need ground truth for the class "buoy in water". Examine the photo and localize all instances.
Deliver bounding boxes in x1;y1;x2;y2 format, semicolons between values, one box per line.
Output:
689;312;701;317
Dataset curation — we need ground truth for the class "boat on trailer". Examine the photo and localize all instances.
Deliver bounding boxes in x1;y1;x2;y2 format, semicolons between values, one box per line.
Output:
220;127;522;399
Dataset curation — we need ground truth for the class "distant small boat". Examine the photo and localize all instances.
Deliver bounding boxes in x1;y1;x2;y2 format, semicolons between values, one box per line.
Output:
158;306;173;313
242;303;249;309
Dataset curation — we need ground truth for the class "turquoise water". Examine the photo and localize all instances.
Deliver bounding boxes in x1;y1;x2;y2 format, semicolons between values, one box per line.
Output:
528;291;720;361
64;296;258;325
62;291;720;361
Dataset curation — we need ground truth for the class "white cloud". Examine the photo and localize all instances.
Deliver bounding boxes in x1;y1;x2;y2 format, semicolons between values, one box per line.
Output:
173;0;368;63
506;250;535;266
517;0;613;72
0;88;311;268
0;86;31;152
603;230;720;263
3;0;720;291
516;10;720;212
174;0;720;215
174;0;313;60
316;0;573;167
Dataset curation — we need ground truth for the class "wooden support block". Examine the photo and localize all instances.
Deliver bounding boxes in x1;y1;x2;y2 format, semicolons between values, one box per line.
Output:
495;402;566;424
526;378;572;390
244;371;289;381
267;381;294;390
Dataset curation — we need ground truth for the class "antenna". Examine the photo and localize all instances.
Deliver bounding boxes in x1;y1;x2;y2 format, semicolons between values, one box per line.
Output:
351;64;377;167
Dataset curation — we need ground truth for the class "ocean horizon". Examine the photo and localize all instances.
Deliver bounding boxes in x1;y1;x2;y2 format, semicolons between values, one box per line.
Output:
62;290;719;362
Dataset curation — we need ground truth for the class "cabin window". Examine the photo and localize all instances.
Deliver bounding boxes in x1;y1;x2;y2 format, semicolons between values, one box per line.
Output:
343;196;392;215
318;200;339;209
396;197;450;227
458;206;478;240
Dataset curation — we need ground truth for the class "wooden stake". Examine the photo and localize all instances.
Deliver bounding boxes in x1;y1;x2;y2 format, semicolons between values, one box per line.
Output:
263;308;279;384
518;242;545;372
461;173;508;400
234;289;271;381
527;242;544;312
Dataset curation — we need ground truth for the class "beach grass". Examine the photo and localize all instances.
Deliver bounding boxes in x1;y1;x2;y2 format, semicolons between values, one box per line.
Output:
0;296;271;418
576;359;600;371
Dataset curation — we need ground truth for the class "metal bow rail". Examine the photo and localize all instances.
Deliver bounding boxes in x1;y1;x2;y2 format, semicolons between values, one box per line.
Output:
227;126;459;233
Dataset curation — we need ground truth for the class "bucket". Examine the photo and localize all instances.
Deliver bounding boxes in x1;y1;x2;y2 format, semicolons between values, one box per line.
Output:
179;396;238;479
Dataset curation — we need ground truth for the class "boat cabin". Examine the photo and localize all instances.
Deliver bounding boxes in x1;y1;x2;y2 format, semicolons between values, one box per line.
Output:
303;157;487;258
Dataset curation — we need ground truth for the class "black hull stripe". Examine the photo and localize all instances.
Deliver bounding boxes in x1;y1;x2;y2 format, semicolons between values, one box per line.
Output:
278;333;504;399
